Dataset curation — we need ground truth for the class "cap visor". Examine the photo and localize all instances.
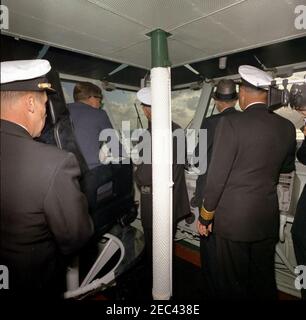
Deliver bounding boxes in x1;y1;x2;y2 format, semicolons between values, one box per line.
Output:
213;92;238;101
45;87;56;94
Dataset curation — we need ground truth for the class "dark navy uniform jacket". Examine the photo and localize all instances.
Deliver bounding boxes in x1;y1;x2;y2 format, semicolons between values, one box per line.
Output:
0;120;93;296
204;104;296;242
193;107;238;208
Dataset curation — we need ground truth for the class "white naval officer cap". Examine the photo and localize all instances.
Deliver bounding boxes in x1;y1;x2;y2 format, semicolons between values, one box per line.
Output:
137;87;151;106
0;59;55;93
238;65;272;90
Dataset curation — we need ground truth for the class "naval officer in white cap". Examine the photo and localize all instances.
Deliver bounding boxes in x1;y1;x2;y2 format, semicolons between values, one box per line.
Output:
0;60;93;298
198;65;296;299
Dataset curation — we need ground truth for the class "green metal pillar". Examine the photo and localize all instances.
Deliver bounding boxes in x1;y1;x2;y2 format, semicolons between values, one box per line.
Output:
147;29;171;68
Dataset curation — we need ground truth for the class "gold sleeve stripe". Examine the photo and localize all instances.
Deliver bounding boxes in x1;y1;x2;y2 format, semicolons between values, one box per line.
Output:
200;207;215;221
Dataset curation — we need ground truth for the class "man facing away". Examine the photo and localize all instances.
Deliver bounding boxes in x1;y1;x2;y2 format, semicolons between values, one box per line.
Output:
198;65;296;299
67;82;122;211
0;60;93;298
191;79;238;299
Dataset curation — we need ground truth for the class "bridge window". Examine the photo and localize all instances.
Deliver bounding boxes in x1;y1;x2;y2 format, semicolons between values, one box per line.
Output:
172;88;201;129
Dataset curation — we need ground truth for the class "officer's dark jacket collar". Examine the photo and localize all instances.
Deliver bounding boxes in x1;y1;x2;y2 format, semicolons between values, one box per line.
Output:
221;107;237;114
0;119;32;140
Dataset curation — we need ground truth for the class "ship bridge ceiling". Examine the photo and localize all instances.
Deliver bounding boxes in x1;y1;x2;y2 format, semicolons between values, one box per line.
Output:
1;0;306;87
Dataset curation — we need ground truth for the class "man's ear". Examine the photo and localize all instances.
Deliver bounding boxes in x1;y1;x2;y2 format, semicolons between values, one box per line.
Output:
144;106;151;116
25;93;35;113
142;106;147;117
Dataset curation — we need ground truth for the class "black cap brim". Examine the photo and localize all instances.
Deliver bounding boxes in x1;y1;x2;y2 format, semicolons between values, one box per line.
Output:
212;92;238;101
0;76;56;94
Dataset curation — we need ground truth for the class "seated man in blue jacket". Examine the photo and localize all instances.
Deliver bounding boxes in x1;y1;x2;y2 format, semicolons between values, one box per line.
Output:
68;82;122;211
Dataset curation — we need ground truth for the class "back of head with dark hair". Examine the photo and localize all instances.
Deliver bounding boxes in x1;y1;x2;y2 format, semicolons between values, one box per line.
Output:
73;82;102;102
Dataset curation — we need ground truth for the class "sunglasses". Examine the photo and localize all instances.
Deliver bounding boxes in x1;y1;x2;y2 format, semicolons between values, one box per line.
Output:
90;95;103;102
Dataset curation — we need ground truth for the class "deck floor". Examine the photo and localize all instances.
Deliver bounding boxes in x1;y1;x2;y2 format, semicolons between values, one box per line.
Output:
90;242;299;301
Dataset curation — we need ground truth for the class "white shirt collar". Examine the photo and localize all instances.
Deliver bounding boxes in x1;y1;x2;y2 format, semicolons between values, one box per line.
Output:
244;102;266;111
15;122;30;134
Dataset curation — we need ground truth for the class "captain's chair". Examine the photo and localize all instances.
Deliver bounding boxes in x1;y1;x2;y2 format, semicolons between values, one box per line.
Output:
37;69;144;299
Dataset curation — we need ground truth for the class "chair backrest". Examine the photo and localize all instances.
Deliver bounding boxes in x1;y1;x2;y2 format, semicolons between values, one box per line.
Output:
39;69;89;176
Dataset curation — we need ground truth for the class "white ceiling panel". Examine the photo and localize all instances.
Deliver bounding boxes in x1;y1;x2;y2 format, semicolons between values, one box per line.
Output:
7;10;118;54
172;0;306;63
110;40;151;68
172;16;245;59
110;37;209;67
211;0;306;48
88;0;243;30
2;0;306;69
168;39;209;66
4;0;148;55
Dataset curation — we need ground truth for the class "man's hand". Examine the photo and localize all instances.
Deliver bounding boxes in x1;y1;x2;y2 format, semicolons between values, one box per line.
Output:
197;220;212;237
